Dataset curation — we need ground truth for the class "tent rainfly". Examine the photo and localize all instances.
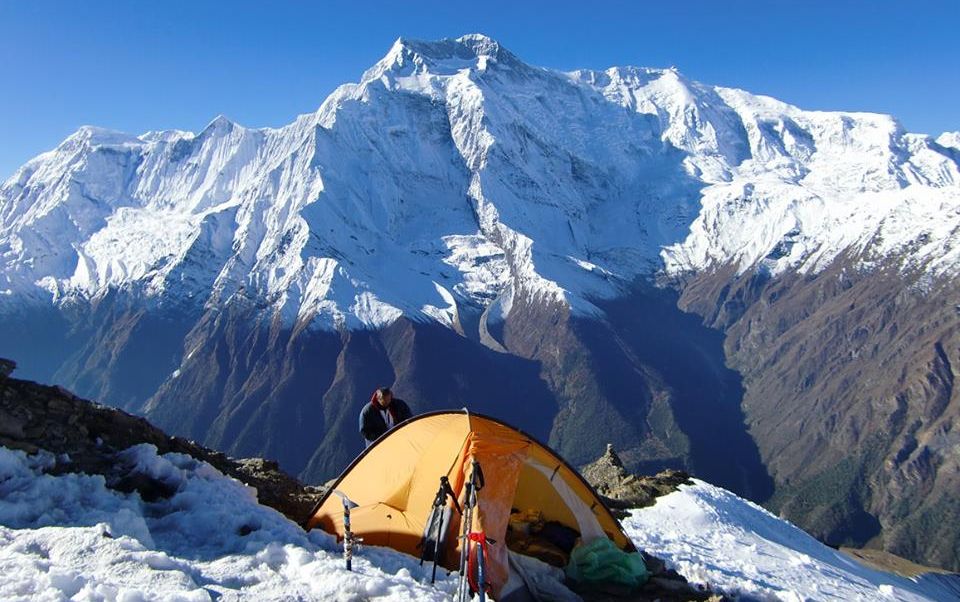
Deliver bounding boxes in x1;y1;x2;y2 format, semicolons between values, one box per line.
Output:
306;411;635;597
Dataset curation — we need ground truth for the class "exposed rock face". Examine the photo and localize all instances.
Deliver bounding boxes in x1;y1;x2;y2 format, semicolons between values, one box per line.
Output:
582;444;630;489
0;364;322;524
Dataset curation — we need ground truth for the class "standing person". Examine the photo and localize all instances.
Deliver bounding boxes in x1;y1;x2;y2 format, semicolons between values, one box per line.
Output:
359;387;413;447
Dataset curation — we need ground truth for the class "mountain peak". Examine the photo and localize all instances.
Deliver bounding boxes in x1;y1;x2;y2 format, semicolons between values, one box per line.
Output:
364;33;521;81
938;131;960;151
63;125;139;147
452;33;503;55
396;33;506;60
201;114;236;134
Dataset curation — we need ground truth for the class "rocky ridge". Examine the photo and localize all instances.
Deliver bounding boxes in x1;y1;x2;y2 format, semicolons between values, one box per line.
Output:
0;358;322;524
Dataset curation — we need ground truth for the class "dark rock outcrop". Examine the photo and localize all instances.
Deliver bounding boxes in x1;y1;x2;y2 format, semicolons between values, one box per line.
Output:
0;364;323;524
582;443;692;515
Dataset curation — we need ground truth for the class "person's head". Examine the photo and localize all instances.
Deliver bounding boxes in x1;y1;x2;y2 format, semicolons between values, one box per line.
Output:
375;387;393;408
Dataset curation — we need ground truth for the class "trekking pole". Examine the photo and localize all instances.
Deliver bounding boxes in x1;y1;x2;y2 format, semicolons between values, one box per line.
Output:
334;490;362;571
430;476;463;583
476;534;486;602
421;479;446;568
456;460;485;602
471;460;484;495
467;531;496;602
426;476;461;584
456;485;474;602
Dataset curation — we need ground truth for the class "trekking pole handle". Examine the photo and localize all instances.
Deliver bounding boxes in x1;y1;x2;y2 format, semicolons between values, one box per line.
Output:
471;461;484;491
441;476;463;515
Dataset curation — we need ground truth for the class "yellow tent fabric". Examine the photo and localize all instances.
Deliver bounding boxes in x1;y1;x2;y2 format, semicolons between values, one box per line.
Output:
306;411;635;596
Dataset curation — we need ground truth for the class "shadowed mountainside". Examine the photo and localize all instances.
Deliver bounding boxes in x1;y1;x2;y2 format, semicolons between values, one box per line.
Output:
677;257;960;569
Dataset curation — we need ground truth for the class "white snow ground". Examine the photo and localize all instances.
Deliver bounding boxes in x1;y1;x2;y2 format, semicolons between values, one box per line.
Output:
0;445;457;601
623;480;960;601
2;445;956;601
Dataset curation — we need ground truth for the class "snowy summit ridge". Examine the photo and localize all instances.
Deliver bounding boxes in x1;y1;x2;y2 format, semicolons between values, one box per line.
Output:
1;34;958;330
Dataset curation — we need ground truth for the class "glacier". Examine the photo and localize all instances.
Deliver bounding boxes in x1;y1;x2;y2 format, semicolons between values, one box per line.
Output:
2;33;957;332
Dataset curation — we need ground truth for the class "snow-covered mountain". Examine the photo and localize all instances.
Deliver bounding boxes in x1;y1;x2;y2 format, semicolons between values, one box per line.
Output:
2;35;959;573
3;34;957;325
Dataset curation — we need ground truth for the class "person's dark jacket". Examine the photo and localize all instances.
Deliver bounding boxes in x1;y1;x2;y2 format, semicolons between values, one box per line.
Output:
359;397;412;445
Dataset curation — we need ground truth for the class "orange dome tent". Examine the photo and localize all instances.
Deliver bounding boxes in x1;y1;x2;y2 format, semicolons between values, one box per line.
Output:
306;411;635;597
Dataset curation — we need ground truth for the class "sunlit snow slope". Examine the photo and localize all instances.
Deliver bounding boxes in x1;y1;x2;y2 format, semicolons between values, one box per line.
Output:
624;480;960;601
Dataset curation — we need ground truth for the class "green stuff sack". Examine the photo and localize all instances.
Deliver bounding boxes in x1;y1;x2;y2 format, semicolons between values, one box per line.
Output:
565;538;649;589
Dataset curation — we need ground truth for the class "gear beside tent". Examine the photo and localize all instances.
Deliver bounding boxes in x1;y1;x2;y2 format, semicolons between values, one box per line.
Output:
305;411;646;599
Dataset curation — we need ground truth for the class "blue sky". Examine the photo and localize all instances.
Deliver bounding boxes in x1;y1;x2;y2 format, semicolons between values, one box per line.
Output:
1;0;957;178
